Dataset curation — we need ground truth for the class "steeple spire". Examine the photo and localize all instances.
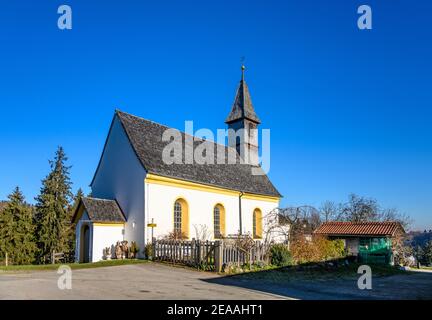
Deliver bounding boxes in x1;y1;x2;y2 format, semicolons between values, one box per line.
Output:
225;65;261;166
225;65;261;124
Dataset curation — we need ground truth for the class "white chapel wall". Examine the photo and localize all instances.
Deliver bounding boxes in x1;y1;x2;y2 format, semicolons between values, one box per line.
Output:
92;224;125;262
144;180;279;242
91;116;146;256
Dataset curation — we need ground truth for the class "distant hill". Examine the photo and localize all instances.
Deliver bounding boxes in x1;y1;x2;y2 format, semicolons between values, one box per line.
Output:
407;230;432;247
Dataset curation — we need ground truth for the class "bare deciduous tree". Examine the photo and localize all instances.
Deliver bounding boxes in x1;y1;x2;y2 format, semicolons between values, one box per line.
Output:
193;224;211;241
263;206;321;250
340;194;379;222
262;208;290;244
319;201;340;222
162;231;188;240
319;194;412;231
379;208;412;230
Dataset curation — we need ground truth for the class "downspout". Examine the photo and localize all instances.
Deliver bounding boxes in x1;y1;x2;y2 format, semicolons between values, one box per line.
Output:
239;191;244;235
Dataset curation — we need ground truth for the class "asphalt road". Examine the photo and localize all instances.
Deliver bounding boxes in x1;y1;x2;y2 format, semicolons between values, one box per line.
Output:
0;263;288;300
1;262;431;300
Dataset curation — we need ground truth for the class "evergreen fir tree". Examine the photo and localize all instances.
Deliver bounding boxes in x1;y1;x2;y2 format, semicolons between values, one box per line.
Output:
423;241;432;266
35;147;73;263
0;187;37;265
0;195;15;264
65;188;85;261
72;188;84;211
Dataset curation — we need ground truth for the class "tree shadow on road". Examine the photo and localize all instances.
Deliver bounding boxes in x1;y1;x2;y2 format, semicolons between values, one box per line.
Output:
201;261;423;300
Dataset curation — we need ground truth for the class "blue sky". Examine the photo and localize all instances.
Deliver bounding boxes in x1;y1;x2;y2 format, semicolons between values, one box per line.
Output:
0;1;431;230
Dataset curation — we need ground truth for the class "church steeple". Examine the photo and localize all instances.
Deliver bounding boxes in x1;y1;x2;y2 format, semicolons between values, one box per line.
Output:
225;65;261;125
226;65;260;166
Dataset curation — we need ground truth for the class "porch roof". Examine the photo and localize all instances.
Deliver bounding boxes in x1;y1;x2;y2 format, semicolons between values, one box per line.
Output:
72;197;126;224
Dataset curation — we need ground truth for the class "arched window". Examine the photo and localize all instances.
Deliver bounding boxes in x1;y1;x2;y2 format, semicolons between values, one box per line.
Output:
253;208;263;239
213;204;226;239
174;201;182;234
173;198;189;238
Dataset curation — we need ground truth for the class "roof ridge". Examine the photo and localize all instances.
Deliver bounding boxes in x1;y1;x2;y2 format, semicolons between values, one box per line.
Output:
109;109;281;198
116;109;173;130
82;196;116;202
322;221;400;224
116;109;240;154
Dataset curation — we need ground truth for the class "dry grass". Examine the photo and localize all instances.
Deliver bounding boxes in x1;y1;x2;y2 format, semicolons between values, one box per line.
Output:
224;262;410;283
0;259;148;273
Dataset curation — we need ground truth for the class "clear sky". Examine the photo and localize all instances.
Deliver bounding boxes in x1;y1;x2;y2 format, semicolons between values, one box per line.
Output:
0;1;431;230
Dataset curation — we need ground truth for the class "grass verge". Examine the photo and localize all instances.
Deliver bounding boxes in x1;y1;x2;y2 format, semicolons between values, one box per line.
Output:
411;266;432;271
0;259;149;273
224;263;410;283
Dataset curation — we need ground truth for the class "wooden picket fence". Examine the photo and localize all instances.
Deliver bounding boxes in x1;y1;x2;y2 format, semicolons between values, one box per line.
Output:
152;239;216;270
221;241;266;269
51;251;65;264
152;239;267;272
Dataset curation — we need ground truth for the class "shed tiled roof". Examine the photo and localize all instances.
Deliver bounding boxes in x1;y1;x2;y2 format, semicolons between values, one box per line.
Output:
73;197;126;223
314;221;404;237
114;110;281;197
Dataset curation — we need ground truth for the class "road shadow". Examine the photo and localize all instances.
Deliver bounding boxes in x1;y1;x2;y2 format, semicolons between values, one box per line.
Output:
201;260;426;300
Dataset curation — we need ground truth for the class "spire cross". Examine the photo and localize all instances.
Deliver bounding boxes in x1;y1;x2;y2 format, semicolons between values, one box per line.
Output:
240;56;246;81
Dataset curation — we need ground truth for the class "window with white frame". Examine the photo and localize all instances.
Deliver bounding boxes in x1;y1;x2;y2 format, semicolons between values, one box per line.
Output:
214;206;221;239
174;201;182;234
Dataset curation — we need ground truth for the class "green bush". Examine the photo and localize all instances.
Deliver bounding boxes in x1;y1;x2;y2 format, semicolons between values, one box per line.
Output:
291;237;346;264
144;243;153;259
322;239;346;260
332;239;346;258
270;244;293;267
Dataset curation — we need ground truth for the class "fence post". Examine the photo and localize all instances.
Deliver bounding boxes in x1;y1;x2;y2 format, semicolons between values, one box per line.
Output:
196;240;201;265
191;239;195;264
5;252;8;267
214;241;223;272
51;251;55;265
152;238;157;260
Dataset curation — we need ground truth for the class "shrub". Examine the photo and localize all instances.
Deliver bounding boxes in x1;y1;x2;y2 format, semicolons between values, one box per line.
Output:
291;237;346;264
129;241;139;258
144;243;153;259
162;231;188;240
332;239;346;257
290;239;320;264
270;244;293;267
316;237;345;260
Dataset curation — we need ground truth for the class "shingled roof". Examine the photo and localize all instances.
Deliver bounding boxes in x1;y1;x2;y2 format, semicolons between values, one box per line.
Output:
72;197;126;223
314;221;404;237
225;66;260;124
113;110;281;197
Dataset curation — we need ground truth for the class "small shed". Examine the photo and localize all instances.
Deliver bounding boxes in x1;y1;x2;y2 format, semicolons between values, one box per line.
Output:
314;221;405;264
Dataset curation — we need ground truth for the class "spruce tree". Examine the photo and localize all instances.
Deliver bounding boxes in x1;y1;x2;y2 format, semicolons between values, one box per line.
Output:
71;188;84;212
35;147;73;263
0;195;15;264
65;188;85;261
0;187;37;265
423;241;432;266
